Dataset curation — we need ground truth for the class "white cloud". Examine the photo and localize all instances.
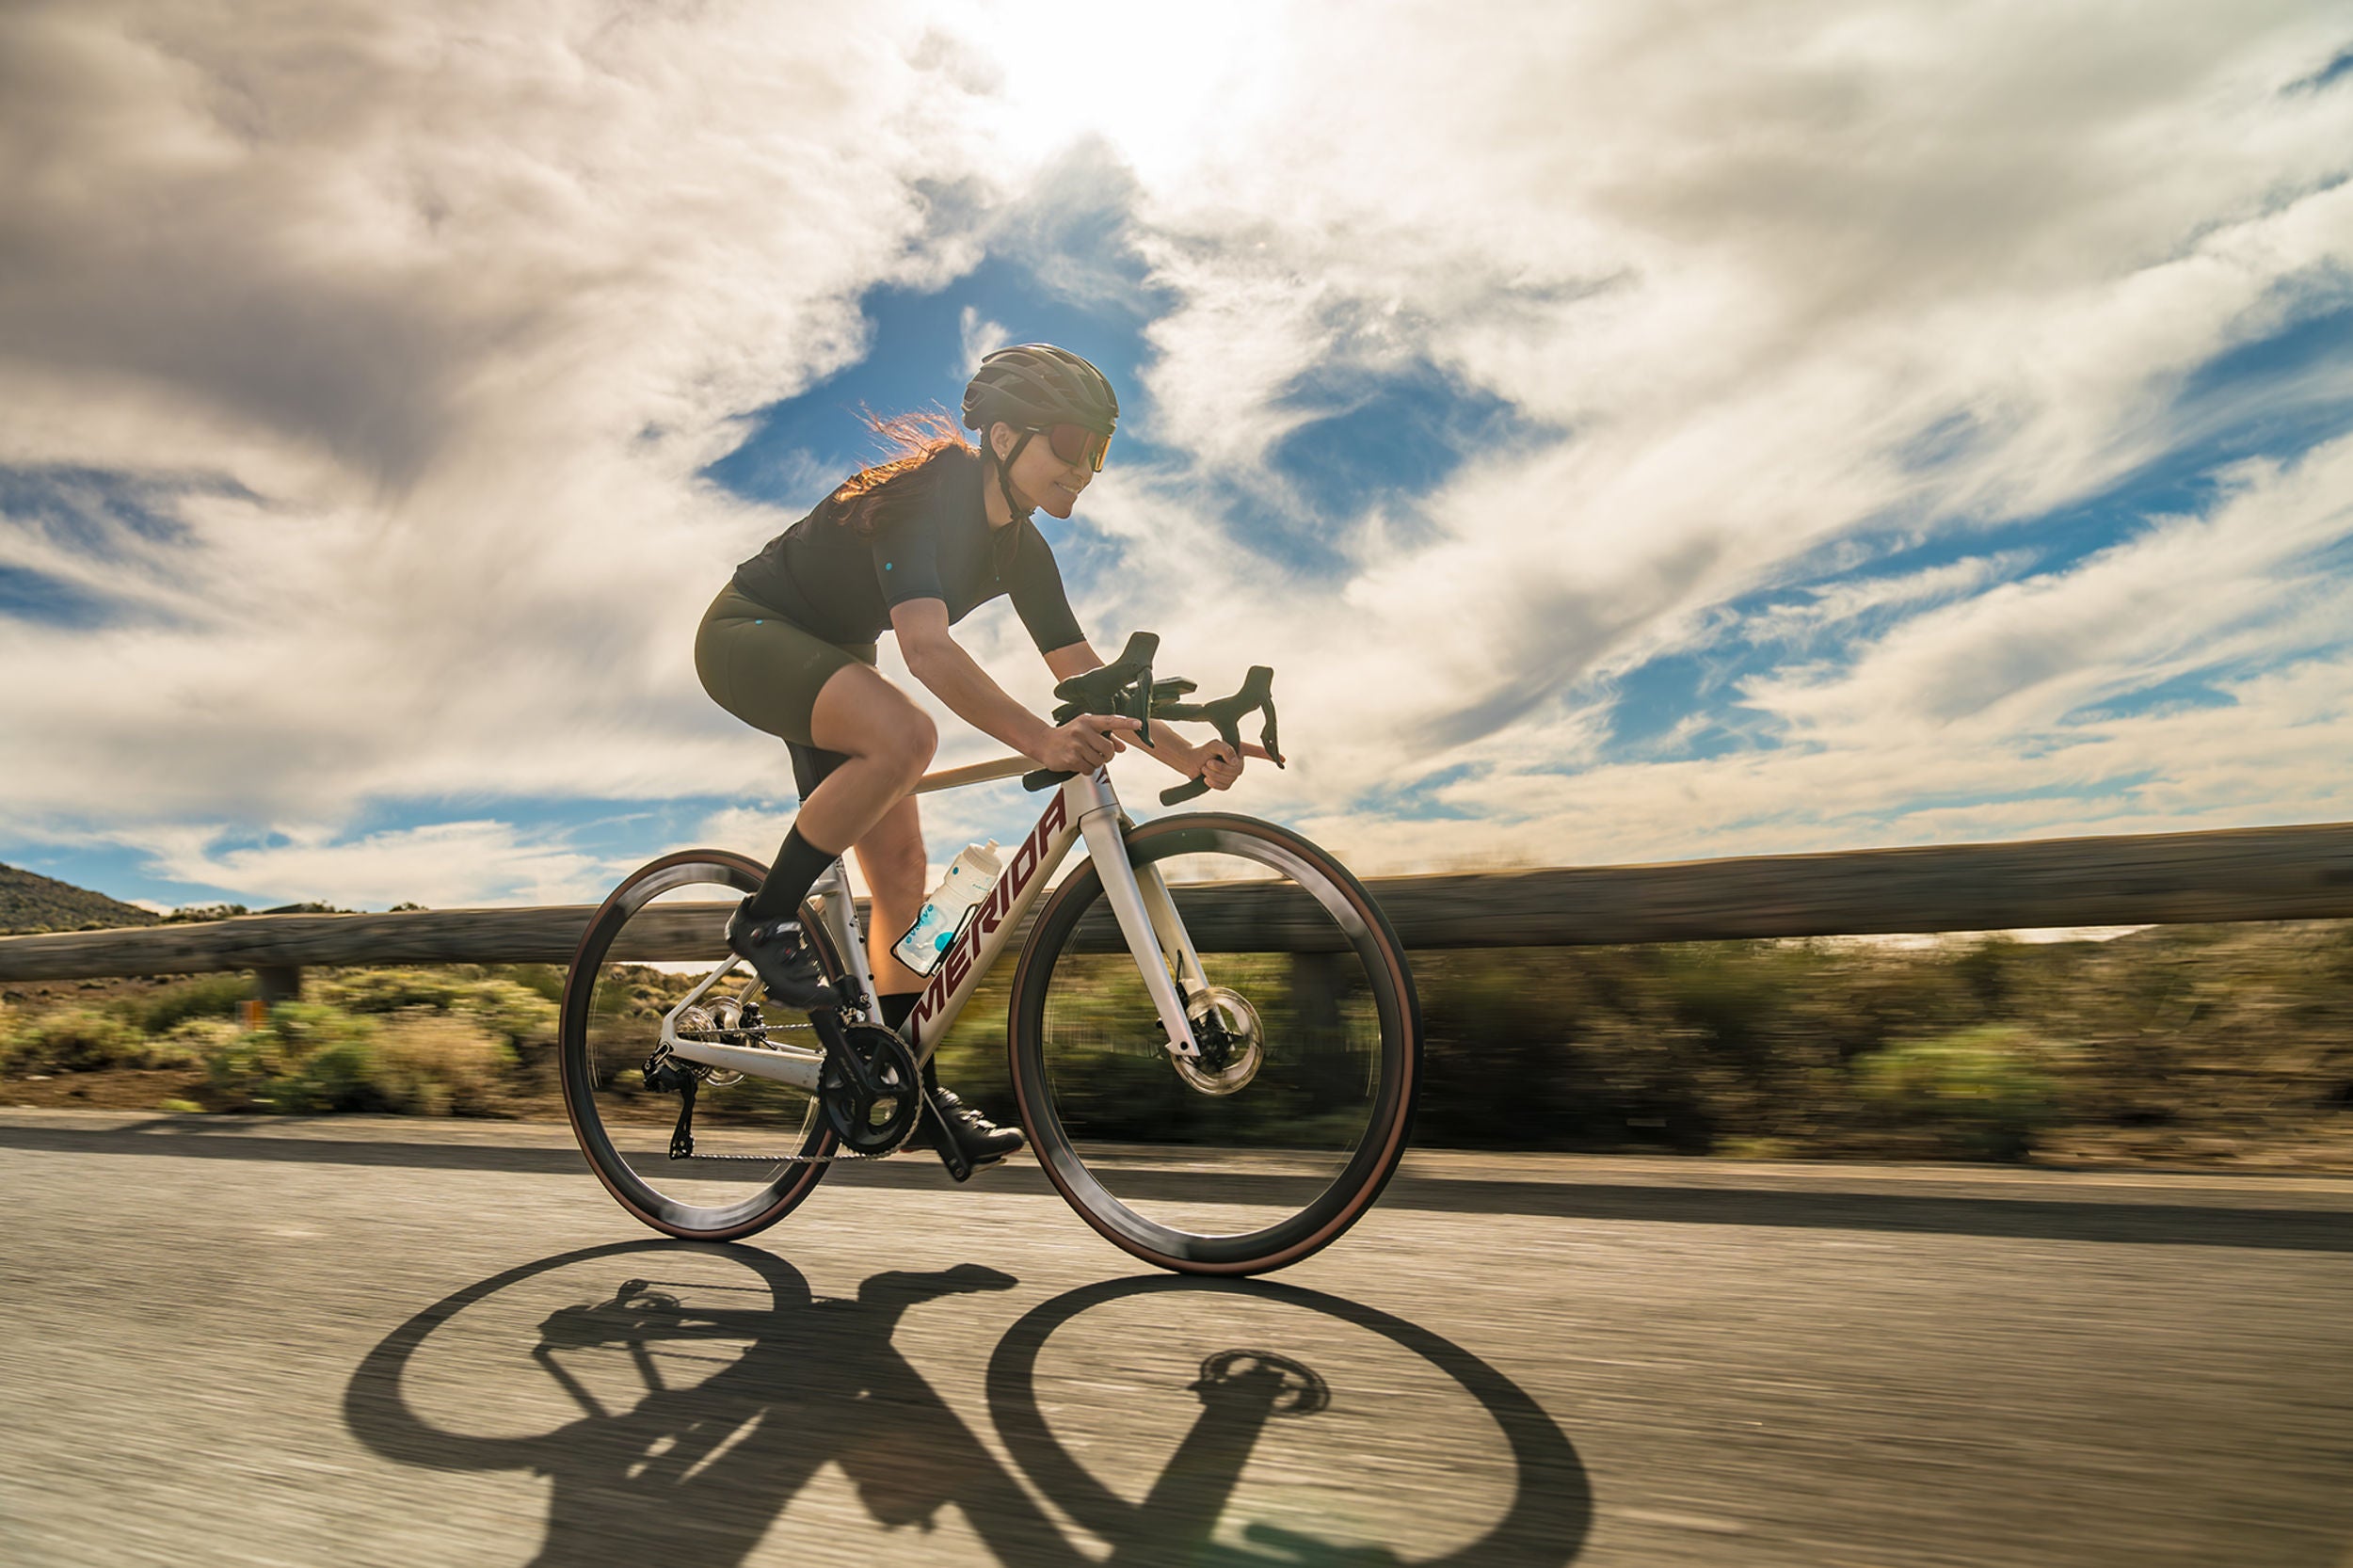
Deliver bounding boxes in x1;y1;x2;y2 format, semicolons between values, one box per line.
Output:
958;305;1010;372
1744;552;2039;645
1094;13;2353;778
1745;432;2353;742
131;820;615;909
0;0;990;829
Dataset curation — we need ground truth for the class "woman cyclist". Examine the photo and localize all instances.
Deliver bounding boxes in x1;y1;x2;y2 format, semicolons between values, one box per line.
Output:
696;344;1251;1171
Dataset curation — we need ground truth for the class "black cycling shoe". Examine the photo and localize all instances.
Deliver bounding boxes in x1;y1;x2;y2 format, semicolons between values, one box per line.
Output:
912;1087;1026;1172
725;899;837;1011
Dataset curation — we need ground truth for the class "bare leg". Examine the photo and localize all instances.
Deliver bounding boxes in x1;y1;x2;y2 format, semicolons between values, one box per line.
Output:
852;793;929;995
796;664;937;853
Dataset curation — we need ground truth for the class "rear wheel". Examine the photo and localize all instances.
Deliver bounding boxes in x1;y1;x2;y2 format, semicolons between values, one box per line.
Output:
1008;814;1421;1275
558;849;843;1240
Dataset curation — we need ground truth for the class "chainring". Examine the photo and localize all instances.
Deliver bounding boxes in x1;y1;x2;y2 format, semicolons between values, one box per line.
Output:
819;1023;922;1153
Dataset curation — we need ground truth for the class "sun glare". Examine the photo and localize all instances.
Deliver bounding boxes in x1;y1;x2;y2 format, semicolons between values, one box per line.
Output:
968;0;1273;184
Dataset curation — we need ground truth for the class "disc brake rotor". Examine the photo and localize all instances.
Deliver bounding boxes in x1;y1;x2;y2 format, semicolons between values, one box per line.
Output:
697;997;745;1087
669;1000;744;1087
1174;988;1263;1096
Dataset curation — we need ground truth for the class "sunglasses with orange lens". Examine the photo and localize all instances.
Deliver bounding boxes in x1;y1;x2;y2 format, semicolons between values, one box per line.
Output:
1044;424;1112;472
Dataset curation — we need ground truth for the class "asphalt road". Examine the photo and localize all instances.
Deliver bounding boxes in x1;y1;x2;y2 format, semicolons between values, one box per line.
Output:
1;1109;2348;1568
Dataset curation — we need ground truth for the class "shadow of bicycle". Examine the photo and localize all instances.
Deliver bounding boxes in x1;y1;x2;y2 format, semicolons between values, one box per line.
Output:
344;1242;1590;1567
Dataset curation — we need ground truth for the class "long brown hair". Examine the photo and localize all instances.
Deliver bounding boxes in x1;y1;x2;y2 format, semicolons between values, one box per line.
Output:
824;408;976;535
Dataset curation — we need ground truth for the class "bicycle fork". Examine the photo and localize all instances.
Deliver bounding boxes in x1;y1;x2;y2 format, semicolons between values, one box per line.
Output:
1077;795;1206;1061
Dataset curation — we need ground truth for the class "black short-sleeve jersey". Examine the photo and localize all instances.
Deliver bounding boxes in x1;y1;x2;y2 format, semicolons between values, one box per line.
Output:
730;448;1086;654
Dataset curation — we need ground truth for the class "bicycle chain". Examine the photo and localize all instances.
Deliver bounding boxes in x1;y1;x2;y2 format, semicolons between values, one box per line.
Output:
664;1041;928;1165
664;1010;926;1165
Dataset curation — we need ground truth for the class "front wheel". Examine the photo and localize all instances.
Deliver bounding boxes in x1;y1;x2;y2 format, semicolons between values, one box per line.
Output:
1008;813;1421;1275
558;849;845;1240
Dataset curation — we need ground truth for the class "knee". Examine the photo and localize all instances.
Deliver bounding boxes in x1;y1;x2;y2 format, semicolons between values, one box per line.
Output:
879;711;936;785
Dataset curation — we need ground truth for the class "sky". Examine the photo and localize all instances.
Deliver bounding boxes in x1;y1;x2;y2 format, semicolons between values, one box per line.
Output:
2;0;2350;913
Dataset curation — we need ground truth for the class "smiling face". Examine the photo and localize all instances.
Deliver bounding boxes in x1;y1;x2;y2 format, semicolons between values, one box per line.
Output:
991;422;1094;520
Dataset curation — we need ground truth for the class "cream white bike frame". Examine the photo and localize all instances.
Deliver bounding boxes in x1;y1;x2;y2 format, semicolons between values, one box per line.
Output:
656;764;1207;1090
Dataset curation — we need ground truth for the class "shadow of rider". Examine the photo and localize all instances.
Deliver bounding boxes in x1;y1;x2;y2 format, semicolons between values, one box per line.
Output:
346;1244;1589;1568
540;1261;1087;1567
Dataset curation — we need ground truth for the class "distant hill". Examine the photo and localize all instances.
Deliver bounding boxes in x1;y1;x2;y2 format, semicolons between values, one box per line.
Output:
0;863;164;935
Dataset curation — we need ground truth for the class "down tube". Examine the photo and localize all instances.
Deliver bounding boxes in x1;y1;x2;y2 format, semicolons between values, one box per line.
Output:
902;776;1089;1064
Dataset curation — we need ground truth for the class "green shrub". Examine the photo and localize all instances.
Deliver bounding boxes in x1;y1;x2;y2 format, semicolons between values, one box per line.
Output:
1853;1025;2064;1160
1417;952;1600;1147
313;969;556;1051
483;963;566;1006
129;974;254;1035
202;1002;385;1112
5;1005;200;1073
198;1000;516;1115
164;1016;245;1058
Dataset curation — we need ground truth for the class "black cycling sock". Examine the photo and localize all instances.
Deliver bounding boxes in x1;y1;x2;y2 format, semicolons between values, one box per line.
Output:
879;991;920;1032
744;825;838;923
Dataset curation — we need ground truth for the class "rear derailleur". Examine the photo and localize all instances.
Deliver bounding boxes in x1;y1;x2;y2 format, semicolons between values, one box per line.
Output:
648;1006;924;1166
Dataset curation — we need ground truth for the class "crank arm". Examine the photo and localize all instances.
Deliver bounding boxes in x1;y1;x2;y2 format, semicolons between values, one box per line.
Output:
810;1009;879;1095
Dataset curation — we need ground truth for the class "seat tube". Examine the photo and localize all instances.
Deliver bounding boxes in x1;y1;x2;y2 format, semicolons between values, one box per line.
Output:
811;858;873;1012
1073;775;1202;1058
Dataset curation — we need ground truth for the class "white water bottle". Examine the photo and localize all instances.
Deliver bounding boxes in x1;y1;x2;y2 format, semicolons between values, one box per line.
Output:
891;840;1003;976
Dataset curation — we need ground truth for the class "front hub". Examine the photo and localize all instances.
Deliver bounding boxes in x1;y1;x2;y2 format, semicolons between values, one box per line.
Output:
1172;988;1264;1096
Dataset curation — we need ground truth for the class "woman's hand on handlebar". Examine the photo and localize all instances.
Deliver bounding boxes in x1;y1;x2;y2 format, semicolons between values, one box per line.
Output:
1180;738;1274;792
1034;713;1143;774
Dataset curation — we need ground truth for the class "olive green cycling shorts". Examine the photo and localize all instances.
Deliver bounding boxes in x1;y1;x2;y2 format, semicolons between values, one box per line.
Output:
694;583;877;747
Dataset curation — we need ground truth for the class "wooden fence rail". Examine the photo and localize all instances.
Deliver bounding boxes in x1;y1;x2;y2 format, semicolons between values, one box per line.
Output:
2;820;2348;989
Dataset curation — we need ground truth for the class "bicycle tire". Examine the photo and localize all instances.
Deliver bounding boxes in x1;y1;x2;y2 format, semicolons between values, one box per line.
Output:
559;848;844;1240
1008;813;1421;1275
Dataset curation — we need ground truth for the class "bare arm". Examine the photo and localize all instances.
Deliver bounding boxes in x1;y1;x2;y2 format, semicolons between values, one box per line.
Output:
895;604;1138;770
898;600;1055;756
1041;640;1261;791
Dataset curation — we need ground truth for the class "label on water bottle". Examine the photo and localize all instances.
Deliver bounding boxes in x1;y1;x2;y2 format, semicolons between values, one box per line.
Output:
893;901;979;977
892;903;949;975
890;841;1003;977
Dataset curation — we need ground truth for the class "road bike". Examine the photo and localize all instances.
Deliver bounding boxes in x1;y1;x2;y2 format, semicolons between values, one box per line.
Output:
559;634;1421;1275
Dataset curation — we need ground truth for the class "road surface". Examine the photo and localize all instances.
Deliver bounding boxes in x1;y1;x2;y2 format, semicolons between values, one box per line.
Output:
1;1109;2347;1567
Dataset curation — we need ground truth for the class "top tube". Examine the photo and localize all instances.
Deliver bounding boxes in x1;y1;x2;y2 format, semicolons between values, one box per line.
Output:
912;755;1037;795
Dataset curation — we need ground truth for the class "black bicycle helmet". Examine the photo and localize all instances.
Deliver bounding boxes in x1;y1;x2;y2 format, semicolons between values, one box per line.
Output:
962;344;1120;439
